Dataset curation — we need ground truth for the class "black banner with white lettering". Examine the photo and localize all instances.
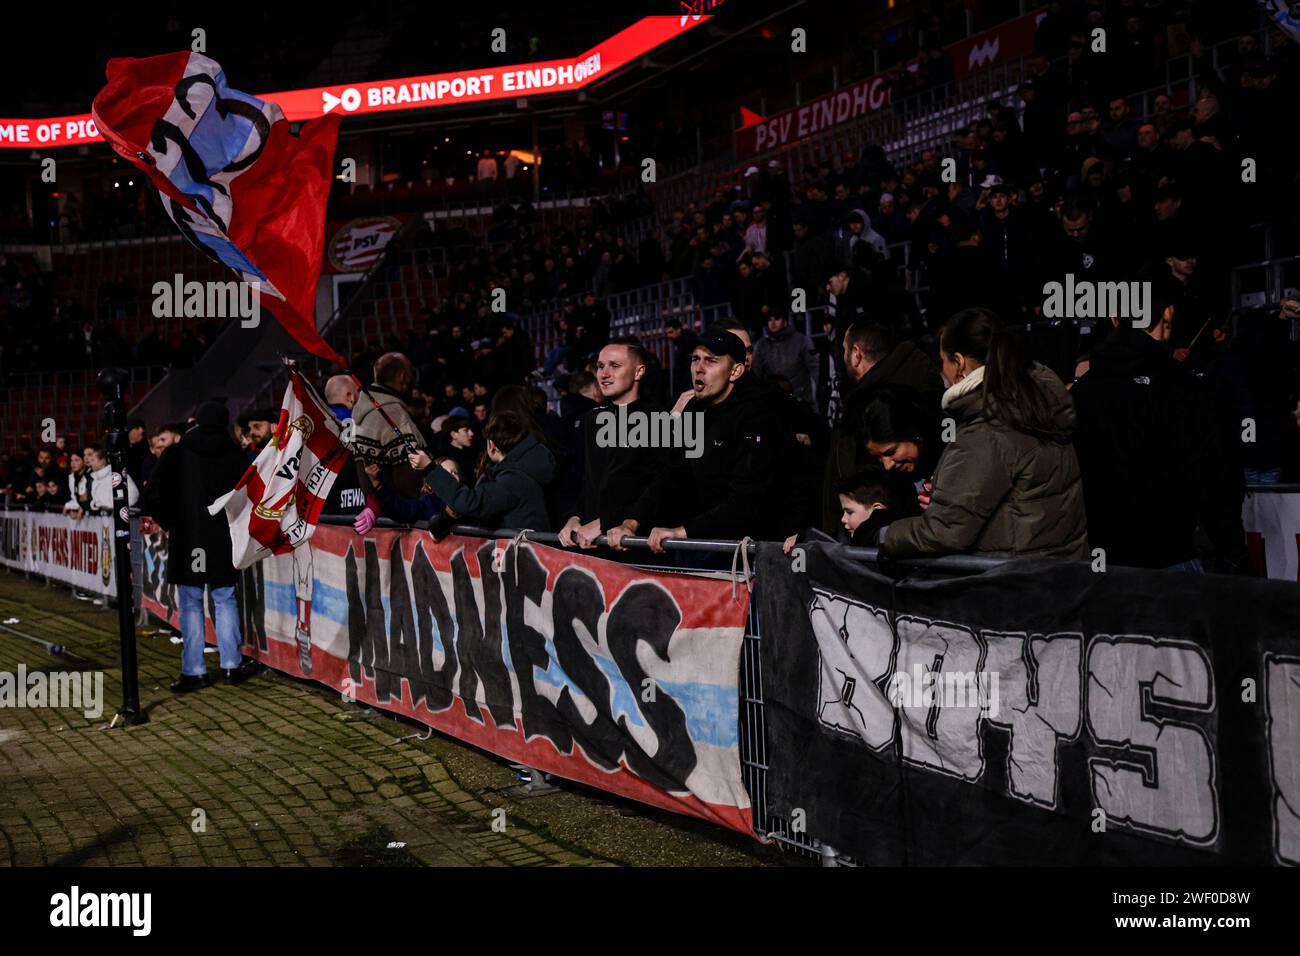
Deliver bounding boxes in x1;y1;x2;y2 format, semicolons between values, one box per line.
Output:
756;542;1300;865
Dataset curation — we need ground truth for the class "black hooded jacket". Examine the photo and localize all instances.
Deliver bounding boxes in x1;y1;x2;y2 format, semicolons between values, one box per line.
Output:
1071;327;1247;569
628;375;788;541
821;342;944;532
574;398;669;531
424;432;556;531
143;424;251;588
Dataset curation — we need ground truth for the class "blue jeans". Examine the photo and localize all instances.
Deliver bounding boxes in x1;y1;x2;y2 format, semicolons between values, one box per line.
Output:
1166;558;1206;575
179;584;243;675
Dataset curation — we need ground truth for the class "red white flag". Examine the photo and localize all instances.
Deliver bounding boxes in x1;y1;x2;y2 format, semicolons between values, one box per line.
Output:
91;51;345;364
210;371;349;569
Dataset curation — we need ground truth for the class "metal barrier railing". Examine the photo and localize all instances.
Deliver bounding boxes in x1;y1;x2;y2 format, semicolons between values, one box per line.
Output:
312;515;1015;864
12;500;1292;863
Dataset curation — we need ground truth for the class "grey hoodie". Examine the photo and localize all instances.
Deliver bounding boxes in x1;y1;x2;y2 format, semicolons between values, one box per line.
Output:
839;208;888;260
753;323;818;408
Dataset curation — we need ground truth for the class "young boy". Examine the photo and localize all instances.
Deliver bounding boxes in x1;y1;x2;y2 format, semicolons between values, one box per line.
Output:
833;470;893;545
782;468;893;554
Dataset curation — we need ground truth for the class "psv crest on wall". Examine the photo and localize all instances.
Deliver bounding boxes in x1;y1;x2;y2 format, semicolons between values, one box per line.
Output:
327;216;401;272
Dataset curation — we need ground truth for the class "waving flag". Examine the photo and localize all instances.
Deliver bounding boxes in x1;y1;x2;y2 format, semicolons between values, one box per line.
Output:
1259;1;1300;46
91;52;345;364
210;372;350;569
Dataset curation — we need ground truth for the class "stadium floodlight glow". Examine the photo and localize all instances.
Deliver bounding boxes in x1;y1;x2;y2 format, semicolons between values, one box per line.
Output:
0;16;716;150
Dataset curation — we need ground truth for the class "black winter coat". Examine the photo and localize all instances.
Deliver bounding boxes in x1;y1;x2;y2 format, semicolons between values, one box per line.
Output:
628;376;790;541
821;342;944;532
574;398;669;530
1071;327;1247;569
143;425;250;588
424;432;556;532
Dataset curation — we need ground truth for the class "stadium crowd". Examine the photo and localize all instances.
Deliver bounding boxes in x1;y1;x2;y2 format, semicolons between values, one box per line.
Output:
3;5;1300;582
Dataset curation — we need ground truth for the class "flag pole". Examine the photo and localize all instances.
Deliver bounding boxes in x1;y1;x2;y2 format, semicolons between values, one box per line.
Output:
98;367;148;726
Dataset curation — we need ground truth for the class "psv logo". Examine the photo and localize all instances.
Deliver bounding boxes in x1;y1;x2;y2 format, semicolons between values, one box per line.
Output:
276;454;301;481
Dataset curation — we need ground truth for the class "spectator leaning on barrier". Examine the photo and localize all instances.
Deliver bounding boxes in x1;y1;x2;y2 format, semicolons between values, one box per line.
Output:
351;352;429;535
607;326;790;553
409;409;555;532
1070;282;1250;573
28;445;66;501
64;444;138;518
558;340;667;550
548;370;599;523
881;308;1088;561
822;322;943;533
143;401;258;693
65;451;89;511
860;387;942;522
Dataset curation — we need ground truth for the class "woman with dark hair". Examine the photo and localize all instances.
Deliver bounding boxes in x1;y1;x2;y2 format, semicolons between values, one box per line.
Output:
881;308;1087;560
862;386;944;481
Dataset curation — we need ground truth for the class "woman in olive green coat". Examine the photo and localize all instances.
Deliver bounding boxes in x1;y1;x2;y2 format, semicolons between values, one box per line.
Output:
880;308;1088;560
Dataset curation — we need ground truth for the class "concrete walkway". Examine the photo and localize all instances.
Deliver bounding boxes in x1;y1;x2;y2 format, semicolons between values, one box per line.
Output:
0;572;782;867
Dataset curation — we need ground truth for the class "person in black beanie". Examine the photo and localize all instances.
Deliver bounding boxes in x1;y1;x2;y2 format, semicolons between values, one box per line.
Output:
144;401;260;692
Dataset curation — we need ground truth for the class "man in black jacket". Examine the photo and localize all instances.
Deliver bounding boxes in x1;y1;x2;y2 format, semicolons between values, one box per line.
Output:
1071;283;1249;571
822;322;944;532
607;327;790;552
558;340;667;550
144;402;260;692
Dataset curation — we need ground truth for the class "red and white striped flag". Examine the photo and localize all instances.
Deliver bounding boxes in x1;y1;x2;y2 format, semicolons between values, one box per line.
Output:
210;371;350;569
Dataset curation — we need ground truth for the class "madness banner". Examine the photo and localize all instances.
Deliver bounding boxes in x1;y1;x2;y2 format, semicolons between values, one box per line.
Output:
756;541;1300;865
0;510;115;595
140;523;753;835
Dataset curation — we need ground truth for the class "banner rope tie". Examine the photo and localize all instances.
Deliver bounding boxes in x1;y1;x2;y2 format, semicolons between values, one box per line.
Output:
510;529;532;583
729;536;754;601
